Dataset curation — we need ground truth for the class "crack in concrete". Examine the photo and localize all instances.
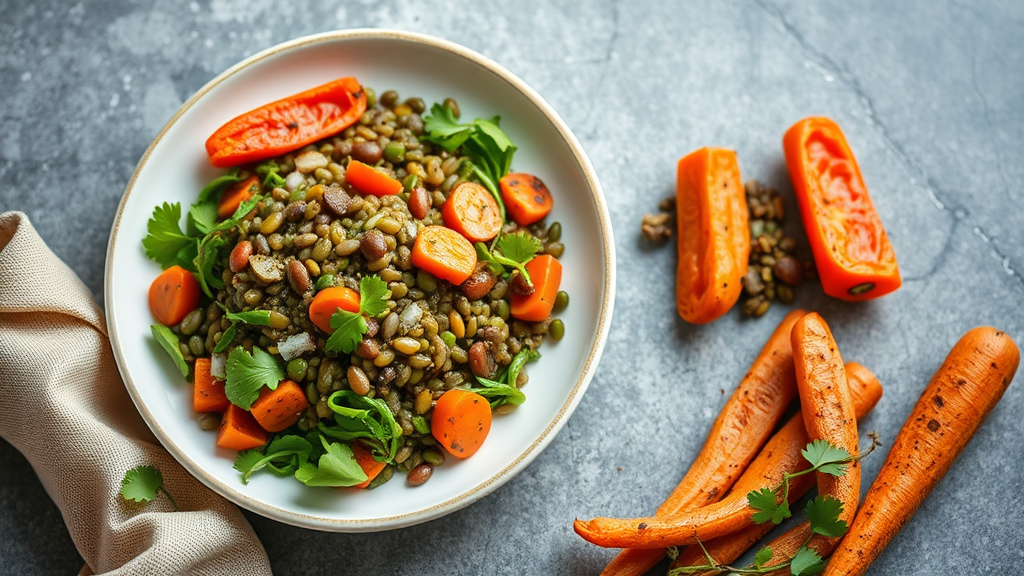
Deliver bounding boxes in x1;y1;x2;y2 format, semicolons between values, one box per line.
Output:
754;0;1024;293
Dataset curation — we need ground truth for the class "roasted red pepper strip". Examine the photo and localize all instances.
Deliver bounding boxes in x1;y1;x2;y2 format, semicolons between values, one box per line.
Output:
783;117;901;301
205;77;367;168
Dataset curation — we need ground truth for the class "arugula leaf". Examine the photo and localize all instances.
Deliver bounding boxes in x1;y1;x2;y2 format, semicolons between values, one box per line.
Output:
747;486;790;525
294;435;367;487
142;202;196;270
805;495;848;538
120;465;163;503
325;275;391;354
753;546;774;569
234;435;312;484
322;390;401;462
224;346;285;409
151;324;189;379
802;439;852;476
789;547;826;576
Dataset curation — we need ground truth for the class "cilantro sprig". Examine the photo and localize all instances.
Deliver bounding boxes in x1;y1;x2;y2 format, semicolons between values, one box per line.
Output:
120;465;178;510
224;345;286;409
463;348;539;408
234;435;313;484
320;390;402;463
422;102;517;221
324;275;391;354
294;435;367;487
475;232;542;286
668;434;881;576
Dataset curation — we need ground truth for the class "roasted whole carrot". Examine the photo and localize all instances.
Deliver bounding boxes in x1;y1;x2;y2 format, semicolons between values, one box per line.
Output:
443;182;503;242
217;404;267;450
249;380;310;433
574;358;876;551
509;254;562;322
670;362;883;575
193;357;230;413
217;175;261;219
411;225;477;285
783;117;900;301
149;265;201;326
431;389;492;459
352;443;387;489
308;286;360;333
499;172;554;225
345;159;403;197
205;77;366;168
823;327;1019;576
675;147;749;324
600;310;805;576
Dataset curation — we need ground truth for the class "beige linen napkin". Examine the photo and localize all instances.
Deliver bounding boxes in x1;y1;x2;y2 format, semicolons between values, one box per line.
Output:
0;212;272;575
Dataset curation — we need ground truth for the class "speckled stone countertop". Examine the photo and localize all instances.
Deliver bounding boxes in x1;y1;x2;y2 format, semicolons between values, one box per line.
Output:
2;1;1023;574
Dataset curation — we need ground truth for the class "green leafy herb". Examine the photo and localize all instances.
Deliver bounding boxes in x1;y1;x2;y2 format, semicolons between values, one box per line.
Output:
294;435;367;487
224;346;285;409
324;275;391;354
214;306;274;354
186;169;243;235
234;435;313;484
142;202;197;271
788;547;825;576
805;495;848;538
320;390;401;463
801;439;852;477
475;232;542;286
747;486;790;525
412;416;430;435
151;324;189;379
193;194;262;298
120;465;177;510
256;160;286;189
464;348;539;408
753;546;773;569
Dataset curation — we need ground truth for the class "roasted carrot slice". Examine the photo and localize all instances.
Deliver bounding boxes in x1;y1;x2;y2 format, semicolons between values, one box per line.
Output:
431;389;492;459
148;265;201;326
205;77;366;168
783;117;901;301
345;160;403;197
249;380;310;433
217;175;261;219
443;182;503;242
308;286;360;333
217;404;267;450
411;225;477;285
510;254;562;322
351;443;387;489
499;173;553;225
675;147;749;324
193;357;230;413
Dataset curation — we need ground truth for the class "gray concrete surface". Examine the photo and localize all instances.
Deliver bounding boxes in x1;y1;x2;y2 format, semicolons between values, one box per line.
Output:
2;0;1023;574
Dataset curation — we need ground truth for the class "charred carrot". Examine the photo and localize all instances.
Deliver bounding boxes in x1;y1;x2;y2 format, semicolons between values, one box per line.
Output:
217;175;260;219
206;77;366;168
675;147;749;324
499;173;554;225
193;357;230;413
432;389;492;459
345;160;403;197
249;380;310;433
600;310;804;576
823;327;1019;576
217;404;267;450
509;254;562;322
308;286;360;333
411;225;477;285
352;443;387;489
149;265;201;326
443;182;503;242
783;117;900;301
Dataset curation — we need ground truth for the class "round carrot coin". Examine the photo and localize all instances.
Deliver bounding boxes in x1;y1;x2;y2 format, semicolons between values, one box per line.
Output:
442;182;503;242
500;172;554;225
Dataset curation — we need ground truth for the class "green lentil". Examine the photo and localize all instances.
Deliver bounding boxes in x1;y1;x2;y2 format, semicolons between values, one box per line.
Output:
287;358;308;382
412;416;430;434
554;290;570;312
440;331;456;349
547;221;562;242
383;142;406;163
549;319;565;341
422;447;445;466
315;274;335;291
402;173;420;193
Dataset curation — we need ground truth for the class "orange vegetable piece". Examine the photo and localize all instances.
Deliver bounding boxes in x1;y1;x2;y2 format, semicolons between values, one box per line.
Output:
148;265;201;326
442;182;503;242
675;147;749;324
345;160;403;197
510;254;562;322
351;443;387;489
217;404;267;450
217;175;260;219
783;117;901;301
308;286;360;333
431;389;492;459
499;172;554;225
205;77;367;168
249;380;310;433
193;357;230;413
411;225;477;285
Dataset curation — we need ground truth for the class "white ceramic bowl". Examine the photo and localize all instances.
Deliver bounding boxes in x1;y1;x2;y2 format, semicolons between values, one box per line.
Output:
105;30;614;532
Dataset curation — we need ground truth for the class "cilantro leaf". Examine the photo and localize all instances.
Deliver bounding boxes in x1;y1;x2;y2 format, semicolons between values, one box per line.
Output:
234;435;312;484
233;450;264;476
187;201;220;236
120;465;163;503
475;242;507;275
789;547;826;576
224;346;285;409
747;486;790;525
358;275;391;317
151;324;189;379
325;309;367;354
142;202;196;270
496;232;542;265
805;495;849;538
802;440;852;476
294;435;367;487
753;546;774;569
193;194;262;297
322;391;401;462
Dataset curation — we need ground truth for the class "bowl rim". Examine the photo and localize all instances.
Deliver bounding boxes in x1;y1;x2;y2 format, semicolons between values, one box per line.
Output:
104;28;615;531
